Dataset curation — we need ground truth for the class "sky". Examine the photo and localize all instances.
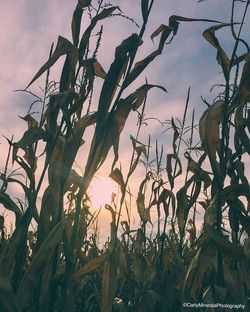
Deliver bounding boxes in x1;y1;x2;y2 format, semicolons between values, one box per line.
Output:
0;0;249;235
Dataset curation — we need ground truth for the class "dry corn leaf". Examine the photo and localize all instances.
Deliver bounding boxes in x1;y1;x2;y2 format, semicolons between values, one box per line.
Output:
124;51;159;88
118;245;128;278
84;62;162;177
15;127;45;149
0;192;22;216
158;188;176;218
125;17;221;89
151;24;169;41
26;36;75;89
235;105;250;155
199;100;224;155
74;253;107;280
19;114;39;129
125;83;167;111
176;176;200;233
136;193;151;224
237;53;250;103
169;15;221;35
183;241;217;300
12;127;45;163
74;112;97;131
130;135;148;158
97;33;142;120
109;168;126;198
101;251;119;312
59;47;78;92
224;265;246;304
151;24;172;53
128;154;140;178
91;99;131;172
15;156;35;190
78;6;121;63
78;0;91;8
93;59;106;79
0;280;21;312
17;222;65;309
71;4;84;46
171;118;179;154
133;253;147;285
166;153;182;189
203;23;233;79
204;198;245;260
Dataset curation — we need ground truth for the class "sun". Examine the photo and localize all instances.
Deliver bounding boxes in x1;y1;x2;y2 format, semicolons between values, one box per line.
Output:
89;176;117;208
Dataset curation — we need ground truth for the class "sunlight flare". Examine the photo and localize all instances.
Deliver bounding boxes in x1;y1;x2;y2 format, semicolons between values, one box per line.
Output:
89;176;117;208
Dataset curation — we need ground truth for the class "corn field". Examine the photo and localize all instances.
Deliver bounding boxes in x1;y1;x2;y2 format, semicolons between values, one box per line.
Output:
0;0;250;311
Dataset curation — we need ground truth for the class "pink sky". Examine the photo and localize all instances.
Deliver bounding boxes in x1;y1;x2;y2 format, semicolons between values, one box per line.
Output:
0;0;249;235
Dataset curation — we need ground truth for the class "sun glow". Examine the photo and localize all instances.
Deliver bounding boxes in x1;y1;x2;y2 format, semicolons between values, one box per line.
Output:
89;176;117;208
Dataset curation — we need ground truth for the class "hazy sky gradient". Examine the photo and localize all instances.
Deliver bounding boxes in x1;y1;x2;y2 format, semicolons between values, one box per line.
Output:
0;0;249;232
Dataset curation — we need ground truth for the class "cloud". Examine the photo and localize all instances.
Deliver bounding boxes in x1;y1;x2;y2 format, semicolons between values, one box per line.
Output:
0;0;249;232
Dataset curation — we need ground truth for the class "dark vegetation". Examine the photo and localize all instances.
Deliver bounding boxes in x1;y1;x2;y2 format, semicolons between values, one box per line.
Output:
0;0;250;311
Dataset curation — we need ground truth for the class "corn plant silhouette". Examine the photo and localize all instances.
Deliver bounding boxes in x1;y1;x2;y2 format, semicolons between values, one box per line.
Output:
0;0;250;312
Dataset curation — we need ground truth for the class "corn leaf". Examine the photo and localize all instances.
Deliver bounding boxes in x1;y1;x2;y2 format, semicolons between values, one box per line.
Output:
19;114;39;129
74;253;107;280
110;168;126;198
203;23;233;80
26;36;75;89
78;6;121;63
0;279;21;312
97;33;142;121
141;0;149;23
17;222;65;309
183;241;217;299
101;251;119;312
59;47;78;92
166;153;182;189
199;100;224;180
78;0;91;8
204;198;245;260
0;192;22;216
93;59;106;78
124;84;167;111
71;2;86;47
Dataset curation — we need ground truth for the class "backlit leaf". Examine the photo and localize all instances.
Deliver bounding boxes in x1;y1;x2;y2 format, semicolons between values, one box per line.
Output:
199;100;224;155
203;23;233;80
93;59;106;79
71;4;83;46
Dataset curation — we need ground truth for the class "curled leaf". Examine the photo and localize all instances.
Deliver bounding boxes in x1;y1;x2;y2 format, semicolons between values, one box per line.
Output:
109;168;126;198
93;59;106;79
74;253;107;280
199;100;224;155
19;114;39;129
203;23;233;79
